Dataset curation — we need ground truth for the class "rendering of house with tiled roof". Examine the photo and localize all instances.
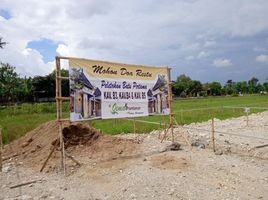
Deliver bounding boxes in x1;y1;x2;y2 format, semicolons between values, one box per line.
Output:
70;68;101;120
148;74;169;115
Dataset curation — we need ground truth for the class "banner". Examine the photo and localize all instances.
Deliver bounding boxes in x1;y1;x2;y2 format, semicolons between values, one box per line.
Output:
69;58;170;121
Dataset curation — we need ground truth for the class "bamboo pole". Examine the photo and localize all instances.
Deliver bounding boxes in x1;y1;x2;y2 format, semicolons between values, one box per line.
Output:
40;144;57;172
211;118;216;152
167;67;174;142
55;97;70;101
161;124;171;143
56;57;66;174
173;117;191;148
56;76;69;80
0;128;2;172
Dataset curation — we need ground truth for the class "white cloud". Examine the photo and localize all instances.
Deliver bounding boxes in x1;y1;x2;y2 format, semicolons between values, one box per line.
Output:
256;54;268;63
204;40;216;48
0;0;268;82
212;58;232;67
56;44;70;57
197;51;210;59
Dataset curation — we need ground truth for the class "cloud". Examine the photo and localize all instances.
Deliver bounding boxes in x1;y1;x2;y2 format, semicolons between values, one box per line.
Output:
204;40;216;48
256;54;268;63
212;58;233;67
0;0;268;83
197;51;210;59
56;44;70;57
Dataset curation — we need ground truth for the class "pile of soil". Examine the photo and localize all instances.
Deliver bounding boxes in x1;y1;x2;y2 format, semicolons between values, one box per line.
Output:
3;120;140;170
63;124;101;147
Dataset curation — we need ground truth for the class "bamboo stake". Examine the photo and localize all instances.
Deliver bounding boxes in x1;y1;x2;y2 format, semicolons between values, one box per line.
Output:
55;97;70;101
167;67;174;142
10;180;41;189
0;128;2;172
211;118;216;152
173;117;191;148
161;124;171;143
40;144;56;172
56;76;69;80
56;57;66;174
65;152;81;166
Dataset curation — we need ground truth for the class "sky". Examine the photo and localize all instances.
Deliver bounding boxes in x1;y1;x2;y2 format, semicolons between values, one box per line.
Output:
0;0;268;84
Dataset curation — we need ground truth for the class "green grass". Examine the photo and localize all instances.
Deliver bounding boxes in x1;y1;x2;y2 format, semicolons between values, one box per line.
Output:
0;95;267;144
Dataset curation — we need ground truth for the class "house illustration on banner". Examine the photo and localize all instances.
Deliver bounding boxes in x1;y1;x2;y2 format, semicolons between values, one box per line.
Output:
147;74;169;114
70;68;101;120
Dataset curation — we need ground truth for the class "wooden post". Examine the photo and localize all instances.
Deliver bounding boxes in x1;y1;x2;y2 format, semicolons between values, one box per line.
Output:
40;144;57;172
211;118;216;152
173;117;191;148
167;67;174;142
0;128;2;172
56;57;66;174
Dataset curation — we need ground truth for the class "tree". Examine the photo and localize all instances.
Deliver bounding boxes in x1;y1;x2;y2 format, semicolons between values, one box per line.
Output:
0;63;21;102
0;37;7;49
224;79;236;95
189;80;202;97
209;82;222;96
17;77;34;102
248;77;259;93
263;82;268;92
173;74;192;97
32;69;69;101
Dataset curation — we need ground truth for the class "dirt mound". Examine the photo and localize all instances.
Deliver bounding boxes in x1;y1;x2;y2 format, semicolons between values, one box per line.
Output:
62;123;102;148
47;123;103;149
3;121;140;170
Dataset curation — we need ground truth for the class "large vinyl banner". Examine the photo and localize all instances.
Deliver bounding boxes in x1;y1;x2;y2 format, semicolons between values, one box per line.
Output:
69;58;170;121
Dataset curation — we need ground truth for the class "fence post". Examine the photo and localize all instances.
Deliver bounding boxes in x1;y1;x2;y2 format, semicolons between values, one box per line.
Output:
0;128;2;172
211;118;216;152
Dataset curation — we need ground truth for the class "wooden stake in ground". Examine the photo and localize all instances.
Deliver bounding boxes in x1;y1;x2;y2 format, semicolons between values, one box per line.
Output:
10;180;42;189
167;67;174;142
40;143;57;172
0;128;2;172
56;56;66;175
211;118;216;152
173;117;191;148
161;124;171;143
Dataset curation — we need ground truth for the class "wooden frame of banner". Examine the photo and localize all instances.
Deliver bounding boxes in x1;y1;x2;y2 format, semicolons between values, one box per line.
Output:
41;56;174;173
160;67;174;143
40;56;81;175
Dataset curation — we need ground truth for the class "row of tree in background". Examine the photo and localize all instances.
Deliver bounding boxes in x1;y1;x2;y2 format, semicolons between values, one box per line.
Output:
0;63;69;104
0;62;267;104
173;74;268;97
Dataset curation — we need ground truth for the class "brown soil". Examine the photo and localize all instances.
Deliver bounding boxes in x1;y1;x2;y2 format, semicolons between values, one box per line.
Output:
150;154;191;170
3;120;140;171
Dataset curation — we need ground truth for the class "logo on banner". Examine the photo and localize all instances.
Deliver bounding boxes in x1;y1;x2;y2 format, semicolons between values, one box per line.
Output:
110;103;128;115
109;103;142;115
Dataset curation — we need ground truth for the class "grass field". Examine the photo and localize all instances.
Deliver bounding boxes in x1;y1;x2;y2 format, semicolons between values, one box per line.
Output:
0;95;267;144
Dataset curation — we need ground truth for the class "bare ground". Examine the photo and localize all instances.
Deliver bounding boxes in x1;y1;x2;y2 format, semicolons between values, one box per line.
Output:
1;112;268;200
